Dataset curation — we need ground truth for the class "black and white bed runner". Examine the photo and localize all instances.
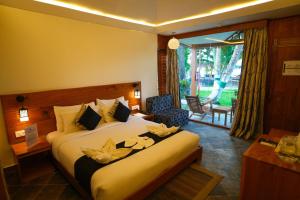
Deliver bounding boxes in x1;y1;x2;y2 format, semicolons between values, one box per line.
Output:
74;129;182;194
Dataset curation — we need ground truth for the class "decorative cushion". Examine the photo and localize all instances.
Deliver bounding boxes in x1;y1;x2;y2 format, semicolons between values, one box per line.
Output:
113;102;131;122
96;97;129;123
78;106;101;130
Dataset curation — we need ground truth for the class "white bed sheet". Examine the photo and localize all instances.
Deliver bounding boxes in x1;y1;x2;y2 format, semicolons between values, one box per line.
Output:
51;116;200;200
46;131;61;144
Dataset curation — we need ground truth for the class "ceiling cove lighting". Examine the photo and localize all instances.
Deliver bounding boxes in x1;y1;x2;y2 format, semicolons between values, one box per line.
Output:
205;37;244;45
35;0;273;27
34;0;156;26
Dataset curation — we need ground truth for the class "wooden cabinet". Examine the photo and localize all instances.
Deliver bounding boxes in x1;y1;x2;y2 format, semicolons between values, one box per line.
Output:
240;129;300;200
11;136;53;182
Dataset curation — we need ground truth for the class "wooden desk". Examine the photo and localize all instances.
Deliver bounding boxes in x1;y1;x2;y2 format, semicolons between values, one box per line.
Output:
240;129;300;200
11;136;53;182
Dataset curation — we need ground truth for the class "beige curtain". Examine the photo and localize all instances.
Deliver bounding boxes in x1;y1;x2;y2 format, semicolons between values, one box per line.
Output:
166;48;180;108
231;27;268;139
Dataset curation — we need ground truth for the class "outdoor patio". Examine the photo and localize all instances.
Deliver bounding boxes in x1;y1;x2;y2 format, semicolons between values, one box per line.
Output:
182;99;233;128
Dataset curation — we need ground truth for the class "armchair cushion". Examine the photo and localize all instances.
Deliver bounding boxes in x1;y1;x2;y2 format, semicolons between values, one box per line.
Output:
154;109;189;127
146;95;173;114
146;95;189;127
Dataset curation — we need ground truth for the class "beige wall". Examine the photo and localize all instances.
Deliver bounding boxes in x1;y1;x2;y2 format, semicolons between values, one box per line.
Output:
0;5;158;167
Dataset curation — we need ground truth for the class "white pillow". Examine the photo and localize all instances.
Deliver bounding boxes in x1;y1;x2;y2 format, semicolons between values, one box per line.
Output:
54;102;95;132
96;97;129;123
61;112;81;134
96;96;125;107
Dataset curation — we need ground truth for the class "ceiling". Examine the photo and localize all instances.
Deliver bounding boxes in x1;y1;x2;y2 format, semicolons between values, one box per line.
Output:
1;0;300;35
180;31;237;45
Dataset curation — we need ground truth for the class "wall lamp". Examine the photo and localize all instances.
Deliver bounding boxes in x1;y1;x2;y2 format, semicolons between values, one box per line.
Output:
133;83;141;99
16;95;29;122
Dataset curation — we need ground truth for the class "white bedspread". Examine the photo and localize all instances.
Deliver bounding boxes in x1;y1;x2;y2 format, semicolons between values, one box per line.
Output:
50;116;200;200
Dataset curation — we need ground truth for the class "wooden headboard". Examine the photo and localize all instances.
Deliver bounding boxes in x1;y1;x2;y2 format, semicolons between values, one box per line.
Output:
1;82;141;144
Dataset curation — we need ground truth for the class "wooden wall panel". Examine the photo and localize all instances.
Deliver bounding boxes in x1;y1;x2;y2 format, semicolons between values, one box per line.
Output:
157;35;170;95
1;82;141;144
264;15;300;132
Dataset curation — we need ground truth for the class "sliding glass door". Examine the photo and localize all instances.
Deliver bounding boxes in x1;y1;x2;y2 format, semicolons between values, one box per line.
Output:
178;31;243;128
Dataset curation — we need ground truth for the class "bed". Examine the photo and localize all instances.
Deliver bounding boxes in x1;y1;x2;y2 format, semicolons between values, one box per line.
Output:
47;115;201;200
1;82;202;200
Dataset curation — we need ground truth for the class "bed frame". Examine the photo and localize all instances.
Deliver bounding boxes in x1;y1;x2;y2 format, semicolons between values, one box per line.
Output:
1;81;203;199
52;146;202;200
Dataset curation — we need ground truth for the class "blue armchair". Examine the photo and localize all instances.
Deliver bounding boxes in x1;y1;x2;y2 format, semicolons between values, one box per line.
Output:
146;95;189;127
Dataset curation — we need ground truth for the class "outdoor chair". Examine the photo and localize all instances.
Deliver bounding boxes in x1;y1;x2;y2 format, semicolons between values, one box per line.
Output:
185;95;213;119
146;95;189;127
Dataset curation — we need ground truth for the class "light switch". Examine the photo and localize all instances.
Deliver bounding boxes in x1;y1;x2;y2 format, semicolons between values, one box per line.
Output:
15;130;25;138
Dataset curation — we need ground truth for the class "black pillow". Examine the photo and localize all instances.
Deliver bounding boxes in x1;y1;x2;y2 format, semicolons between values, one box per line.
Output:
113;102;131;122
78;106;101;130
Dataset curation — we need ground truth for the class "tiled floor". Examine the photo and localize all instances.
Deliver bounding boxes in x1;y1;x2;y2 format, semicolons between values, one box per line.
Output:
185;122;252;200
5;122;252;200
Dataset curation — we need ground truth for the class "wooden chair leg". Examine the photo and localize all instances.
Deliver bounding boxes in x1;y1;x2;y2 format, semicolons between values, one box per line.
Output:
225;112;227;126
212;111;215;124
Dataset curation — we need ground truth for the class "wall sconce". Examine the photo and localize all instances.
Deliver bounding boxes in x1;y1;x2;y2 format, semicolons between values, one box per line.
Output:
133;83;141;99
16;95;29;122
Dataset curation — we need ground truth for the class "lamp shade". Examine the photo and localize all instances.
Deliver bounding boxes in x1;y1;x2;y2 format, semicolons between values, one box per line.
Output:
168;37;180;49
19;107;29;122
134;89;141;99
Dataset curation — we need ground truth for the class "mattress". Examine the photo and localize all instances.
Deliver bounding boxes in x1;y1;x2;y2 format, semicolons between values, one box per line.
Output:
50;116;200;200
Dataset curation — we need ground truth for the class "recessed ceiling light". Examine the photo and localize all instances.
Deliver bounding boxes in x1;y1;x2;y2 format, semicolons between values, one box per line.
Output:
35;0;273;27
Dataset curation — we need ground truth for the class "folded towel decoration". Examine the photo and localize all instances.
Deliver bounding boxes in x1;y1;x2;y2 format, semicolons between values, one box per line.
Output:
81;123;178;164
81;139;132;164
124;136;155;149
146;123;179;137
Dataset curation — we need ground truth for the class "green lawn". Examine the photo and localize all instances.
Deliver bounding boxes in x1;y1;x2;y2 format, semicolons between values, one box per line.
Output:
199;89;237;106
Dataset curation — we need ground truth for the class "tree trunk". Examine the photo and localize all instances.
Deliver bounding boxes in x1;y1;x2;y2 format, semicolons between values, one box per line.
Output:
196;51;201;95
214;46;221;78
214;45;243;102
208;46;221;100
177;45;186;80
190;46;197;96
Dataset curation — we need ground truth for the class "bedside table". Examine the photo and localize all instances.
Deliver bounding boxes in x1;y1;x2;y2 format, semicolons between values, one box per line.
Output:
132;112;154;121
11;136;53;182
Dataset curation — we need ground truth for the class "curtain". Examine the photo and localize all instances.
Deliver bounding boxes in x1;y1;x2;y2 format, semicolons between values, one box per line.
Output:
231;27;268;139
166;48;180;108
